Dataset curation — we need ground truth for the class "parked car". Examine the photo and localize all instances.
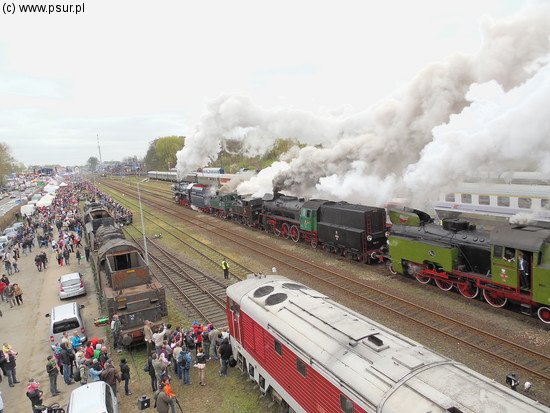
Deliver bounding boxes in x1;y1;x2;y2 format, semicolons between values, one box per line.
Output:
58;272;86;299
67;381;118;413
45;302;87;344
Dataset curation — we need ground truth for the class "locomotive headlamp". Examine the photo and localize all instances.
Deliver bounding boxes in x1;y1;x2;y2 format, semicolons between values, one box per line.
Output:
506;373;519;391
367;235;373;241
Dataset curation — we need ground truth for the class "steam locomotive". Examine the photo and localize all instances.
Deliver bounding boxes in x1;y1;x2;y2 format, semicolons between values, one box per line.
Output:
387;208;550;324
173;181;388;263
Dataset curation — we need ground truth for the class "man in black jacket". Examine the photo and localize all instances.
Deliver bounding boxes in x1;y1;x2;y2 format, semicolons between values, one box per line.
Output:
59;343;74;385
218;339;232;377
120;358;131;396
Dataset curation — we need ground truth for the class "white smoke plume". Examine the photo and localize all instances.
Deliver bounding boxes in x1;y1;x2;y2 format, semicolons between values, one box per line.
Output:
177;4;550;207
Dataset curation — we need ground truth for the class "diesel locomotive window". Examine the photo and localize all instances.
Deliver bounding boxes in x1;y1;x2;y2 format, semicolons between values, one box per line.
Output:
497;196;510;207
339;394;354;413
296;358;307;377
274;339;283;356
445;193;455;202
461;194;472;204
518;198;532;209
493;245;503;258
478;195;490;205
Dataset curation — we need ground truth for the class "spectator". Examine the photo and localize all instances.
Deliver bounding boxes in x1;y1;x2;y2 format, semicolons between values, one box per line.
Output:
154;381;175;413
195;346;207;386
12;283;22;305
219;338;232;377
46;355;60;396
120;358;131;396
25;379;43;413
100;359;120;398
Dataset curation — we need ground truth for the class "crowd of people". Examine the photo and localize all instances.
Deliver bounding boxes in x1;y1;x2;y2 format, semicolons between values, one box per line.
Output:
1;179;236;413
143;321;234;412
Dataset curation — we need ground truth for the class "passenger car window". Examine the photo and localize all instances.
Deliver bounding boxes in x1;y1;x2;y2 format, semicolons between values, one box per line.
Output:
461;194;472;204
445;193;455;202
497;196;510;207
478;195;490;205
518;198;532;209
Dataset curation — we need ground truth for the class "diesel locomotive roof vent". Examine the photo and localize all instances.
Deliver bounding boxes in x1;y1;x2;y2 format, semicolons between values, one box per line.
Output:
442;218;470;232
282;283;305;290
253;286;275;298
265;293;288;306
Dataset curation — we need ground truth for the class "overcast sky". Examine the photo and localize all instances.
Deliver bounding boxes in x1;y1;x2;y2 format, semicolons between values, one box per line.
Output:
0;0;524;166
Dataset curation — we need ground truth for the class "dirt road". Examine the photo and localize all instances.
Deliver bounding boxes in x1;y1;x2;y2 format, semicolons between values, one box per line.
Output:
0;242;103;411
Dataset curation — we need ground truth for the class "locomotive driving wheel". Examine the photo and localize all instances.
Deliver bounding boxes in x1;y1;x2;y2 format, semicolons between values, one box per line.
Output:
290;225;300;242
482;289;508;308
458;282;479;299
538;307;550;324
281;223;290;239
387;261;397;275
435;278;454;291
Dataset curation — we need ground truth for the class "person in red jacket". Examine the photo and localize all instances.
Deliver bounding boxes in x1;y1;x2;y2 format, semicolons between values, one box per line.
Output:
0;280;6;302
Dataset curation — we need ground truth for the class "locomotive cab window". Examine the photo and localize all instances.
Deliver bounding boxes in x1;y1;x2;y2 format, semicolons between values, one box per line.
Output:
493;245;503;258
296;358;306;377
274;339;283;356
461;194;472;204
229;300;240;314
340;394;354;413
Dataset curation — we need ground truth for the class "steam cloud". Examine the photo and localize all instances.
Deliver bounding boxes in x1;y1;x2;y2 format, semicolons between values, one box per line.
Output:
177;4;550;207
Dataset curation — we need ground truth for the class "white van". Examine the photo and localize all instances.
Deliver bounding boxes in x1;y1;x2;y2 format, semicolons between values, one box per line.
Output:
67;381;119;413
46;302;87;344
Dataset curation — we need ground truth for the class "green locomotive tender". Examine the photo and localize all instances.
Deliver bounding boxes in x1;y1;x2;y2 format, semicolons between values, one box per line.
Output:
388;209;550;324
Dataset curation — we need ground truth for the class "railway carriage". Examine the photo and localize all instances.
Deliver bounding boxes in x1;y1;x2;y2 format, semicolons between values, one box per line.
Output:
388;209;550;323
226;276;549;413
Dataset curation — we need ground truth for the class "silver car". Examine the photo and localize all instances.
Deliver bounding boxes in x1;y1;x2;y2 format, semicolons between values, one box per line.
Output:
59;272;86;299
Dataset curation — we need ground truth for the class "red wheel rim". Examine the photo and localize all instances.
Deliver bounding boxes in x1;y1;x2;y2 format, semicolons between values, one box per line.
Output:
458;283;479;299
435;278;453;291
281;223;290;239
538;307;550;324
290;225;300;242
482;289;508;308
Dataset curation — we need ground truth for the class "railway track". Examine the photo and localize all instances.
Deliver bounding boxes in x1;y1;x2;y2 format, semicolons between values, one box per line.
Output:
124;227;229;327
100;178;550;388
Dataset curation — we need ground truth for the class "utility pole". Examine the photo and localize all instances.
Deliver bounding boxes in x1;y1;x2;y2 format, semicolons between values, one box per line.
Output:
97;134;103;164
